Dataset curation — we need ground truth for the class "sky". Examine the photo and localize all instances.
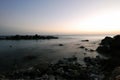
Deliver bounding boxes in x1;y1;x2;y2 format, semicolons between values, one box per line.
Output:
0;0;120;35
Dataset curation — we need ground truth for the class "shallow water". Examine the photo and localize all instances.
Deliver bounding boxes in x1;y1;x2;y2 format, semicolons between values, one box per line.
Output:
0;35;106;72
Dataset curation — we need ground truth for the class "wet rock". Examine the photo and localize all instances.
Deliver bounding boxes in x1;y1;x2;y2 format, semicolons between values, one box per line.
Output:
89;49;95;52
96;45;110;54
110;67;120;80
84;47;95;52
59;44;64;46
85;48;88;51
83;53;87;55
96;36;113;54
41;74;49;80
96;35;120;80
96;35;120;56
79;46;85;49
84;57;91;63
100;36;113;46
0;74;5;79
81;40;89;42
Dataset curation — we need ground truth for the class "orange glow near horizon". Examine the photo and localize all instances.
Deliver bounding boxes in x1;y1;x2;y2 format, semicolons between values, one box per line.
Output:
54;10;120;35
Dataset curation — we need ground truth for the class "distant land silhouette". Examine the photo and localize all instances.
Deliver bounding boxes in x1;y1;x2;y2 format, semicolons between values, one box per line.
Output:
0;34;58;40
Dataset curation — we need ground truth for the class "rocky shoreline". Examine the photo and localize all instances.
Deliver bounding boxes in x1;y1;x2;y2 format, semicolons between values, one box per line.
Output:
0;55;105;80
0;35;120;80
96;34;120;80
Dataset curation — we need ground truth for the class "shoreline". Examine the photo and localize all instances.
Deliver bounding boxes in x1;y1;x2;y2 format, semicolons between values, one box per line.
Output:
0;35;119;79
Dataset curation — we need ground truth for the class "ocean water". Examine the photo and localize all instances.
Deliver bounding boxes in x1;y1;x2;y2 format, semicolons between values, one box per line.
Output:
0;35;108;72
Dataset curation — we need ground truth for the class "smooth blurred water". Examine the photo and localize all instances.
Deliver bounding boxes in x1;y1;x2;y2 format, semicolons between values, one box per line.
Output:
0;35;106;72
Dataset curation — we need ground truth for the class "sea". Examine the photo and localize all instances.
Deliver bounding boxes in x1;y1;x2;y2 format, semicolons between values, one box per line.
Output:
0;35;113;73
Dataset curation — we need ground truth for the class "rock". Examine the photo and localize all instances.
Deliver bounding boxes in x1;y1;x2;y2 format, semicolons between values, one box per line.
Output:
59;44;64;46
0;74;5;79
81;40;89;42
79;46;85;49
3;34;59;40
83;53;87;55
85;48;88;51
47;56;91;79
96;35;120;80
96;35;120;56
89;49;95;52
100;36;113;46
42;74;49;80
84;57;91;63
110;67;120;80
96;45;110;54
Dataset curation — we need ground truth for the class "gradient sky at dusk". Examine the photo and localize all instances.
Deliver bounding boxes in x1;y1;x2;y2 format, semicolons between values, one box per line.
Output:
0;0;120;35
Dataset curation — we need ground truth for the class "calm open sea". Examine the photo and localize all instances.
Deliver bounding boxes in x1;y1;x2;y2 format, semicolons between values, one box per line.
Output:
0;35;112;72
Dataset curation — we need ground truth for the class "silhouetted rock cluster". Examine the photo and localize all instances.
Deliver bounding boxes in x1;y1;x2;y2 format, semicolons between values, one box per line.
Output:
96;35;120;57
0;34;58;40
79;46;95;52
96;35;120;80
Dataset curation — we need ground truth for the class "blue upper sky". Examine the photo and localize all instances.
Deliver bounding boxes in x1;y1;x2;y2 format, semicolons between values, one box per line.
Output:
0;0;120;35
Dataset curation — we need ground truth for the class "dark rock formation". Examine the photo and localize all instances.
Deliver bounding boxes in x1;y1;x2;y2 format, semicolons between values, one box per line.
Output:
0;34;58;40
59;44;64;46
96;35;120;80
110;67;120;80
81;40;89;42
96;35;120;57
79;46;85;49
100;36;113;45
89;49;95;52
